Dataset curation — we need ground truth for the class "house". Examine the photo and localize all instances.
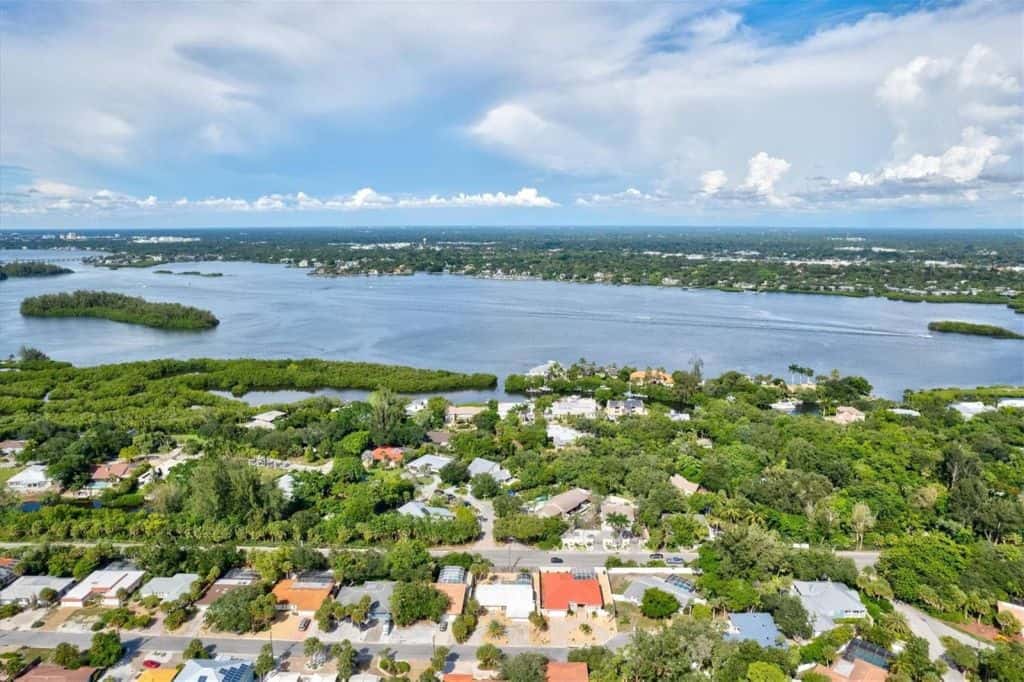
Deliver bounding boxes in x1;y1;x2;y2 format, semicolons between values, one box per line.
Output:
91;461;135;483
887;408;921;417
0;575;75;606
434;582;467;620
769;399;800;414
137;668;179;682
277;474;295;500
405;399;428;416
62;568;145;608
467;457;511;483
561;529;601;551
949;401;996;420
547;424;583;448
474;574;536;620
6;465;55;493
546;662;589;682
175;659;254;682
600;495;636;528
548;396;599;420
605;399;646;420
726;612;783;647
139;573;199;603
997;599;1024;624
0;566;14;589
669;474;700;496
406;454;453;476
667;410;691;422
195;569;260;610
426;431;451;448
397;500;455;520
362;446;406;468
445;405;486;425
620;576;698;609
0;439;27;455
539;569;606;617
335;580;397;631
497;401;530;419
18;664;98;682
812;639;892;681
791;580;867;635
826;406;866;425
629;370;674;386
998;398;1024;409
271;574;335;616
537;488;591;518
245;410;286;430
526;361;558;377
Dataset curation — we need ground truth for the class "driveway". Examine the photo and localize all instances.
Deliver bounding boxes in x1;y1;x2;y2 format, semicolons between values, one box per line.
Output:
894;602;990;682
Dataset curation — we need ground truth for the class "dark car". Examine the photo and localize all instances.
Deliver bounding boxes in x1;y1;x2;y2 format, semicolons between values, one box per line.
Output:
666;556;685;565
550;556;564;564
649;553;665;560
298;617;311;631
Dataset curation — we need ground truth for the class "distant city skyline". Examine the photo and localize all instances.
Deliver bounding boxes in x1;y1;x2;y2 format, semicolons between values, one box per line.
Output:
1;0;1022;228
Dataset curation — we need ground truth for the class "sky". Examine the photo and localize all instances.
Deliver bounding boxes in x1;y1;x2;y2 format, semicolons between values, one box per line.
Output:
1;0;1022;229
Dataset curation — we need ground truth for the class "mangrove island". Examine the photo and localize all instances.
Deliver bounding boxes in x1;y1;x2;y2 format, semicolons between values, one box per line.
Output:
20;290;220;331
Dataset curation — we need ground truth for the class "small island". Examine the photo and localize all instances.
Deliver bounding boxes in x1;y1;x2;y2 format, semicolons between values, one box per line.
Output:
0;262;73;279
20;290;219;330
928;320;1023;340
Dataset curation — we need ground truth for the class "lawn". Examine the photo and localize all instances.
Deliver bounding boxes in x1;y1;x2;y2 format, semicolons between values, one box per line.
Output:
0;466;24;485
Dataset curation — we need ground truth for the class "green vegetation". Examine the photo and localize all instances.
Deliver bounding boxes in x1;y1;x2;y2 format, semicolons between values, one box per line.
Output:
928;320;1023;339
0;262;72;278
389;582;449;626
203;584;277;633
20;290;219;330
640;588;679;619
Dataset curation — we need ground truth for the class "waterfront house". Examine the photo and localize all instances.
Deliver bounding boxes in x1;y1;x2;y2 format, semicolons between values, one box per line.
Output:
6;465;55;493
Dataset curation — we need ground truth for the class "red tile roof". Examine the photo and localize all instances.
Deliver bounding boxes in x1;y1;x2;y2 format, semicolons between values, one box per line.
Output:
547;662;589;682
372;447;404;463
18;664;97;682
540;571;603;610
92;461;134;481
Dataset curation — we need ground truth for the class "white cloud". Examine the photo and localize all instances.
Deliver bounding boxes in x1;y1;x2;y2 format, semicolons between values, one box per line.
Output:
1;182;555;215
699;169;728;195
847;127;1002;185
742;152;791;204
877;56;952;105
575;188;662;206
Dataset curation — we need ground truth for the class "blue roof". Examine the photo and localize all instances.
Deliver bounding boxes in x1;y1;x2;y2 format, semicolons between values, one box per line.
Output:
728;612;783;648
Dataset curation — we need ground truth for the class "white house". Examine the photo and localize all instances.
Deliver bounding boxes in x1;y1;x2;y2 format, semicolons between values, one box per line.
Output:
998;398;1024;409
468;457;512;483
605;398;646;420
405;454;452;476
537;488;591;518
949;401;996;420
0;575;75;606
548;396;599;420
474;578;536;620
547;424;583;448
176;659;254;682
139;573;199;603
6;465;55;493
61;568;145;608
245;410;286;430
397;500;454;520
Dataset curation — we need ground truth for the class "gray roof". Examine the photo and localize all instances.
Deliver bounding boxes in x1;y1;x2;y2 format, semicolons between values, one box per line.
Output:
176;658;254;682
139;573;199;601
0;575;75;603
437;566;467;584
622;576;695;606
406;454;452;472
728;612;783;647
791;580;866;633
468;457;511;483
335;580;396;617
397;500;454;519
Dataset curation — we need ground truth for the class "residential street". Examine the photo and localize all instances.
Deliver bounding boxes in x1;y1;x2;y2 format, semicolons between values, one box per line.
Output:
894;601;991;682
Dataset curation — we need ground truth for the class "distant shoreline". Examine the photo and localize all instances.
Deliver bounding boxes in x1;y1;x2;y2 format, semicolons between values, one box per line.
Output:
928;320;1023;340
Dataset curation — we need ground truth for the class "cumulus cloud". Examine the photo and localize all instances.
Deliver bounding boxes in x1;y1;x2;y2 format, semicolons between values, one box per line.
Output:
699;170;728;195
877;56;953;105
1;182;555;215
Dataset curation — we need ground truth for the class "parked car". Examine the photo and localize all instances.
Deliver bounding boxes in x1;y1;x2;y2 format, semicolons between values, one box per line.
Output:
649;553;664;560
550;556;564;564
439;620;448;631
142;661;161;670
298;617;311;631
666;556;685;565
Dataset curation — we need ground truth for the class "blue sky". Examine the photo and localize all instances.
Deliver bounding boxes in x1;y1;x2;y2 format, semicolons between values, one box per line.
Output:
1;0;1021;228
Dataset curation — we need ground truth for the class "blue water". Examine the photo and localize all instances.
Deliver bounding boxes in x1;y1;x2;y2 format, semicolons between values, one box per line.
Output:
1;250;1022;398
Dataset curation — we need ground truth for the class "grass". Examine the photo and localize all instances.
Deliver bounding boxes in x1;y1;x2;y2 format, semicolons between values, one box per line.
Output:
0;466;25;486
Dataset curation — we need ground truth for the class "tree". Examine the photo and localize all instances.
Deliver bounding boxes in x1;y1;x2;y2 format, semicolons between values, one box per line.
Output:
746;662;788;682
487;618;507;639
332;640;357;681
386;539;433;582
997;610;1022;637
18;346;50;362
500;653;548;682
850;503;876;550
452;612;477;643
370;387;407;445
52;643;82;669
87;631;123;668
254;644;276;678
471;474;501;499
303;637;324;668
640;588;680;619
890;637;946;681
439;461;470;485
430;646;450;673
762;592;812;640
476;644;504;670
203;585;277;633
389;582;449;626
182;638;210;660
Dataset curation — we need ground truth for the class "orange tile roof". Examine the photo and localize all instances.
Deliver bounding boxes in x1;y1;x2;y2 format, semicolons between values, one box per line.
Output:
372;447;404;463
0;557;18;569
19;664;97;682
92;461;134;481
812;660;889;682
271;579;333;613
442;676;474;682
540;571;603;610
433;583;467;615
547;662;589;682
